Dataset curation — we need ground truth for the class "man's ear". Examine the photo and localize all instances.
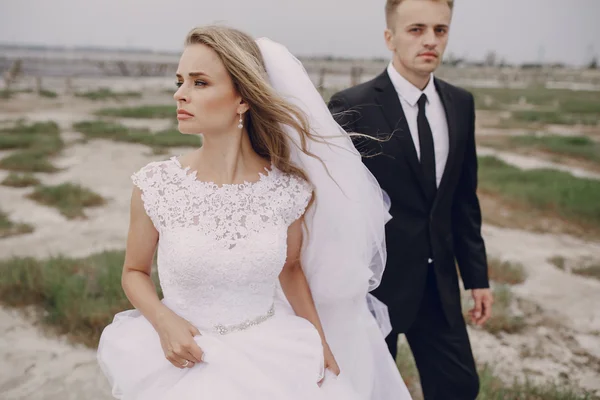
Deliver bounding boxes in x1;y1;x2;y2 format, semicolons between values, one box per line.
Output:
384;29;396;52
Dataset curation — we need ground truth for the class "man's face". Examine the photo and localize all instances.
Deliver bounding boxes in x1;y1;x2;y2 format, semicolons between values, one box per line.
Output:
385;0;452;77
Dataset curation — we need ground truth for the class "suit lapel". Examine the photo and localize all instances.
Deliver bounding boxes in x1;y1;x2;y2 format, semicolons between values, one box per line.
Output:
373;71;428;199
433;78;458;204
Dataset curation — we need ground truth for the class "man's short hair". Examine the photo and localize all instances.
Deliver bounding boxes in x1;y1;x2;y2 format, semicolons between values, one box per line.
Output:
385;0;454;29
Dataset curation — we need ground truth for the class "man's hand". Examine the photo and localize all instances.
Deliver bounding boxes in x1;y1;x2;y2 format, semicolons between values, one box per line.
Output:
469;288;493;326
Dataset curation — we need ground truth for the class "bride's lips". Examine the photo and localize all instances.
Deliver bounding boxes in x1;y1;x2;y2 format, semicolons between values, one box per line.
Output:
177;109;194;120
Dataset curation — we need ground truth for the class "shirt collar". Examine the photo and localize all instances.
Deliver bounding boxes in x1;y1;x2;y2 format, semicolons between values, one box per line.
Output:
386;62;436;107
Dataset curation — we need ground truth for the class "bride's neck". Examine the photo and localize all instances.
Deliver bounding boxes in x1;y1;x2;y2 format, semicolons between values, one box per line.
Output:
191;131;265;184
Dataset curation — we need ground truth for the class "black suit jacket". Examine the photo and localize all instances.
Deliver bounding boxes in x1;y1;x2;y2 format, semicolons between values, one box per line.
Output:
328;71;489;332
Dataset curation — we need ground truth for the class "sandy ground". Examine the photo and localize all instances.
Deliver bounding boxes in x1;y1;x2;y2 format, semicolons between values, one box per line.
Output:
471;225;600;393
0;307;112;400
1;86;599;398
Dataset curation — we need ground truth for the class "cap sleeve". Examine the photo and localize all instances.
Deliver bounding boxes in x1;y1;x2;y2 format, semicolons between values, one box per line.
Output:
131;161;165;230
284;174;313;226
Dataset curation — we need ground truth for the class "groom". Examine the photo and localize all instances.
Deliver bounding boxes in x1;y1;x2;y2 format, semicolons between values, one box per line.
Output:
328;0;492;399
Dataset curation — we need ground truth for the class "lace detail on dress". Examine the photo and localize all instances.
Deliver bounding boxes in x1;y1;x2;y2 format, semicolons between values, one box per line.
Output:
129;158;313;330
131;157;312;248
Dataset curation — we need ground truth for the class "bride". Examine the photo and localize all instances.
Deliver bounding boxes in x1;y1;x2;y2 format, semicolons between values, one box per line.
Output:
97;25;412;400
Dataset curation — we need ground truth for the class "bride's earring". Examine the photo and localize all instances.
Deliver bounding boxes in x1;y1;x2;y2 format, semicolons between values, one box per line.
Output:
238;113;243;129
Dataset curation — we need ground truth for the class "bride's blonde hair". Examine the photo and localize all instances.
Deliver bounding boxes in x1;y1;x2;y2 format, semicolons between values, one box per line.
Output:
184;26;319;186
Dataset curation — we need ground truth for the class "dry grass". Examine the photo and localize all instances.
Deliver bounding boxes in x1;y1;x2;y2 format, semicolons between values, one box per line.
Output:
549;256;600;281
574;264;600;280
488;257;527;285
1;172;41;188
27;183;107;219
549;256;568;271
478;365;598;400
0;209;34;238
395;339;595;399
479;191;600;241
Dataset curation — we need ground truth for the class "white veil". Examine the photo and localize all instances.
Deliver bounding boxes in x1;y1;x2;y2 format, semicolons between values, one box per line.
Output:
257;38;412;400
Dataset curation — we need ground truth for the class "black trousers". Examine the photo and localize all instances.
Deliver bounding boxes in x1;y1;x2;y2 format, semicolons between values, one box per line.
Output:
386;265;480;400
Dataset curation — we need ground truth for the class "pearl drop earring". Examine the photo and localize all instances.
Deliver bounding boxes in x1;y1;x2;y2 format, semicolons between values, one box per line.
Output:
238;113;243;129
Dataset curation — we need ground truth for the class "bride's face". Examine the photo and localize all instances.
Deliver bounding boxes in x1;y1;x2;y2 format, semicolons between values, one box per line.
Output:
174;43;247;135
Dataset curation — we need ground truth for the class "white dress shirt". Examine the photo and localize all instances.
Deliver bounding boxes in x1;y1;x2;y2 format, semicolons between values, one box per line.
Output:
387;62;449;188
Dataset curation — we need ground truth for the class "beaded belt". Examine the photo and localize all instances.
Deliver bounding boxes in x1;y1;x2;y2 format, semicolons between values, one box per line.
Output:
213;304;275;335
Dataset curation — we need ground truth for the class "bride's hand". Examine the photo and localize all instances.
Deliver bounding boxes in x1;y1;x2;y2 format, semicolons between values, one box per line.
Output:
319;342;340;385
154;308;204;369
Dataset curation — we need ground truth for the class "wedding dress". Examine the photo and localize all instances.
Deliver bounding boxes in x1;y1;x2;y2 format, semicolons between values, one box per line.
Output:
97;37;412;400
98;157;363;399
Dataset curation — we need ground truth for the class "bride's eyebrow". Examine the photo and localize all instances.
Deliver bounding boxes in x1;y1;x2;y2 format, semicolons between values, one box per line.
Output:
176;71;211;79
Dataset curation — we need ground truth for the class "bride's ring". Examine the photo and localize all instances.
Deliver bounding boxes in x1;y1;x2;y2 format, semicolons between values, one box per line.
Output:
182;360;190;368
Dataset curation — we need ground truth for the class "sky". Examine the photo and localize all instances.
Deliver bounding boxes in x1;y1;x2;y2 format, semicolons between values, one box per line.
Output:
1;0;599;66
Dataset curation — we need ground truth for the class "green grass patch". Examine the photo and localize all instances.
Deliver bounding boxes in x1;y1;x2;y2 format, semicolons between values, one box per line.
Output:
138;128;202;148
39;89;58;98
469;87;599;127
73;120;200;150
478;156;600;229
95;104;176;119
0;130;63;152
512;110;599;126
478;365;597;400
560;98;600;115
73;120;138;140
488;257;527;285
27;183;106;219
0;149;60;172
0;89;14;99
0;121;64;172
509;135;600;164
0;209;34;238
1;172;41;188
468;87;600;111
0;89;37;100
0;120;60;137
0;250;161;347
75;88;142;101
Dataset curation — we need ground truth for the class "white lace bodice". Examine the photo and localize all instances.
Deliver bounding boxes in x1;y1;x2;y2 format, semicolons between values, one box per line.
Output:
131;157;312;332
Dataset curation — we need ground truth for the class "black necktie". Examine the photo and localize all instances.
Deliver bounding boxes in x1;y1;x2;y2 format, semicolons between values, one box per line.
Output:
417;94;437;204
